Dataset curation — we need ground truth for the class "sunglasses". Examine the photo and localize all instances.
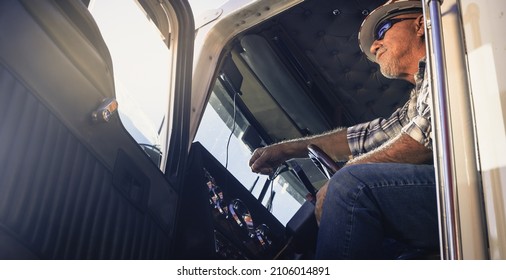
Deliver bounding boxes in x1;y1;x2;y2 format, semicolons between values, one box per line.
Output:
374;17;418;41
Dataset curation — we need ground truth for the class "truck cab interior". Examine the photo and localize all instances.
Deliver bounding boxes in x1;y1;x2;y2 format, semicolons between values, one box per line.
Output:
0;0;433;260
181;0;415;259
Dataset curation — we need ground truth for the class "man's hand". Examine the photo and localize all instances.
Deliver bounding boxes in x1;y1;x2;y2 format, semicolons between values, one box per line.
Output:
315;182;329;226
249;145;287;175
249;128;351;175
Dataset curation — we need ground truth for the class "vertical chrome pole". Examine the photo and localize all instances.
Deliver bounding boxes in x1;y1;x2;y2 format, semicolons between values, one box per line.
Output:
423;0;462;259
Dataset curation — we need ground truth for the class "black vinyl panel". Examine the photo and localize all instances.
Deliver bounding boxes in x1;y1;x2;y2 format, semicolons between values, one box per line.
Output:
0;66;170;259
252;0;413;126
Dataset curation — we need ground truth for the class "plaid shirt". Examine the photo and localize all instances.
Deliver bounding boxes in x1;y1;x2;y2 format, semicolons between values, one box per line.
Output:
347;59;432;156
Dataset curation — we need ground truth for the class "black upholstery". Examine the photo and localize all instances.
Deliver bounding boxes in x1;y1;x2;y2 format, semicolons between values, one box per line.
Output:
0;0;176;259
250;0;413;127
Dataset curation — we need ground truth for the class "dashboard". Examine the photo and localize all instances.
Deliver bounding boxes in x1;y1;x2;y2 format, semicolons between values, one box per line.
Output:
174;142;301;259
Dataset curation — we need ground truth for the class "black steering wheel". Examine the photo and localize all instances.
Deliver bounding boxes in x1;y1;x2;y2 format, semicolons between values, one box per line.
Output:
307;144;341;179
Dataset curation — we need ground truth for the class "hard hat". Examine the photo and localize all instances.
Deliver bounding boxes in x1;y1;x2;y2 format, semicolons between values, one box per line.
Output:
358;0;423;62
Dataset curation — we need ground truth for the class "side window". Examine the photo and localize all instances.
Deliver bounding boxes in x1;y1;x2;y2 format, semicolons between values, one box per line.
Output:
89;0;173;169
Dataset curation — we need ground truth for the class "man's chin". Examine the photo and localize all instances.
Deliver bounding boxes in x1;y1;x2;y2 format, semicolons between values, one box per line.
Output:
379;68;397;79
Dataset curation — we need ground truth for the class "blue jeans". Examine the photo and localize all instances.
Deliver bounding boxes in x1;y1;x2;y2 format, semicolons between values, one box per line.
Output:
315;163;439;259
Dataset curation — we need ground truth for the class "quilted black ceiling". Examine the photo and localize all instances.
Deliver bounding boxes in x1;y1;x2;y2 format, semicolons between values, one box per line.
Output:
246;0;413;127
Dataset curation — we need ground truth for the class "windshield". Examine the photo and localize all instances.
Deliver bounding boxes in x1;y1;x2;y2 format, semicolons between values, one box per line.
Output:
190;0;326;226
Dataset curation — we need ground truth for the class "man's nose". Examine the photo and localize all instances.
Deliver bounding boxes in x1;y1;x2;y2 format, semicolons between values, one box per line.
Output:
370;40;381;57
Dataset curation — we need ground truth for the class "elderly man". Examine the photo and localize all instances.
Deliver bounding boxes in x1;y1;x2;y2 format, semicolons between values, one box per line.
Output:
248;0;439;259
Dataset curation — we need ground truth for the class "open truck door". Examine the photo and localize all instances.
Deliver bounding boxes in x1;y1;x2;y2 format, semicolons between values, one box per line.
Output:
0;0;193;259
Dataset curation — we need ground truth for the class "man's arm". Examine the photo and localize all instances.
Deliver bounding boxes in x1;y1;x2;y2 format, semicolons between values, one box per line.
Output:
315;133;432;224
249;128;351;175
348;132;433;165
249;93;418;175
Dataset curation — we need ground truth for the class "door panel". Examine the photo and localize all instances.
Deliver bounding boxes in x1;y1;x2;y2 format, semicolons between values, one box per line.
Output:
0;0;177;259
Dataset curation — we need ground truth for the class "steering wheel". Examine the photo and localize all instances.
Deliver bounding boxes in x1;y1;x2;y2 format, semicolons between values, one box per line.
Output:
307;144;341;179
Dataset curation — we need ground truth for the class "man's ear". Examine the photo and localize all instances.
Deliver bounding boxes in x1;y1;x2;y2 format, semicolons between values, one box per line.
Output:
415;14;425;37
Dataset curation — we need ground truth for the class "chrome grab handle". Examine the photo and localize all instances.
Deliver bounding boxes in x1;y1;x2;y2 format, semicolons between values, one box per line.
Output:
423;0;462;259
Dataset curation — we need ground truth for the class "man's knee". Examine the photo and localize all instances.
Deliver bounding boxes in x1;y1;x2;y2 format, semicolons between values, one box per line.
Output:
316;166;365;224
325;164;372;206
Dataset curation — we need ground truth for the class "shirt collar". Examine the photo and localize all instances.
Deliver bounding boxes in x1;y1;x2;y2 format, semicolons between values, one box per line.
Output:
414;57;427;86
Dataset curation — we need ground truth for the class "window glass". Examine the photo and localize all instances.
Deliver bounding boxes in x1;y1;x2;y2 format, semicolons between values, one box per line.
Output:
89;0;172;168
195;81;304;226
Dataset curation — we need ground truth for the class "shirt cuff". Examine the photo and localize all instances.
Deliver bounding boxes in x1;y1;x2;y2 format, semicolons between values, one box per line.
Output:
401;116;432;149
